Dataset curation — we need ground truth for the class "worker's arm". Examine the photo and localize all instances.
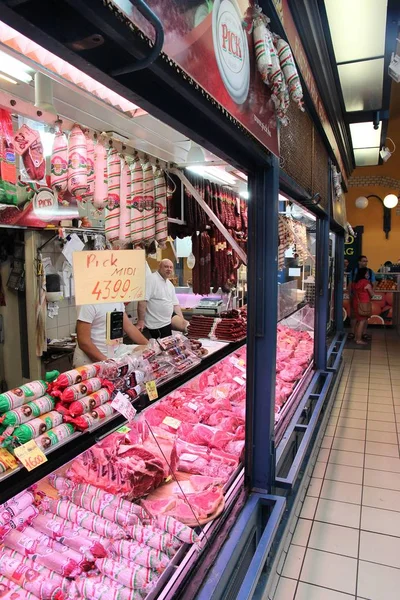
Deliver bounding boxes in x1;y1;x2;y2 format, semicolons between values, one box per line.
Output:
123;313;148;345
173;304;184;319
76;321;107;362
136;301;147;331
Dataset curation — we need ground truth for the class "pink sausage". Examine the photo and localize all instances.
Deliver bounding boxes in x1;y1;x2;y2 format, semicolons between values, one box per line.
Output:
154;169;168;246
93;142;108;209
129;156;144;244
142;161;155;242
67;124;88;200
50;128;68;195
119;159;131;242
105;148;121;243
85;133;95;202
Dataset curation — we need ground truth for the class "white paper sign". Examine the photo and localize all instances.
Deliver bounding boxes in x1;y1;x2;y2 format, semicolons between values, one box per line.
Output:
111;392;137;422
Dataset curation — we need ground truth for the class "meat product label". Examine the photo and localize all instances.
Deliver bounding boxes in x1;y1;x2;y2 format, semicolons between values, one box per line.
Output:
180;453;199;463
111;392;137;422
162;416;181;430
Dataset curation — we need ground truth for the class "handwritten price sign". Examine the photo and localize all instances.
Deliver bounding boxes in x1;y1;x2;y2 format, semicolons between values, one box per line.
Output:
14;440;47;471
73;250;146;305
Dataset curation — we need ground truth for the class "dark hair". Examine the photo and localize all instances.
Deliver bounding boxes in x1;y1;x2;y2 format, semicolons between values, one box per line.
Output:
358;255;367;262
355;267;369;282
384;261;393;267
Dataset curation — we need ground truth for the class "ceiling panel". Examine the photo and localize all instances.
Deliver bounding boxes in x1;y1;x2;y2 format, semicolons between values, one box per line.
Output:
350;122;382;149
339;58;384;112
354;147;380;166
325;0;388;63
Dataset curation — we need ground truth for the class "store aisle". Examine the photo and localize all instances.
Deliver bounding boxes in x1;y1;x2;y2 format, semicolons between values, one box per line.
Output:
273;329;400;600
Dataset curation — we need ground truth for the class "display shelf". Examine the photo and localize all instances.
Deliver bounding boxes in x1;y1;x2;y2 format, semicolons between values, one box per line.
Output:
0;339;245;504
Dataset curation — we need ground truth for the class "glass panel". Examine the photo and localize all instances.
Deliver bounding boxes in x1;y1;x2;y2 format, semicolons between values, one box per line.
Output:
327;233;336;334
350;122;382;149
339;59;384;112
325;0;387;63
354;148;380;166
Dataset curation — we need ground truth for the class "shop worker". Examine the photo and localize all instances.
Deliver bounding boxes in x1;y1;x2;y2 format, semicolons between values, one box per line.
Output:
137;259;189;339
74;302;148;366
349;255;376;341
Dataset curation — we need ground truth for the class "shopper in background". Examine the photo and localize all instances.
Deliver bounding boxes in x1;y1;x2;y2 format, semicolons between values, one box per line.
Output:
344;258;350;272
74;303;148;366
349;255;375;340
351;268;373;346
137;259;188;339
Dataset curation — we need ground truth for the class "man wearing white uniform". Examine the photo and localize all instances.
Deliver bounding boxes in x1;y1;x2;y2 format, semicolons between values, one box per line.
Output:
74;302;148;366
137;259;188;339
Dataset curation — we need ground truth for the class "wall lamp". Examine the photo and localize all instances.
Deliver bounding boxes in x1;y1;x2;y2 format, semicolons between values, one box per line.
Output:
355;194;399;239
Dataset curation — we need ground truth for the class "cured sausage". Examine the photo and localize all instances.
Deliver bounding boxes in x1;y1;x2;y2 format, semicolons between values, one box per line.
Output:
119;159;131;243
105;148;121;243
50;127;68;195
154;168;168;247
130;155;144;245
142;161;155;243
85;132;95;202
93;141;108;209
67;124;88;199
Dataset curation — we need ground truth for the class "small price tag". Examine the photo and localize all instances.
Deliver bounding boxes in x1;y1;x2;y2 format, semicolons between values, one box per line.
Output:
164;475;172;483
180;453;198;462
162;416;181;430
233;376;245;386
187;402;198;411
0;448;18;470
238;359;245;367
111;392;137;422
172;480;193;493
117;425;131;434
14;440;47;472
146;381;158;401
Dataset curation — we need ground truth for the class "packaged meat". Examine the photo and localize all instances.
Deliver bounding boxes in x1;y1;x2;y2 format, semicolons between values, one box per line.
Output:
53;365;101;389
0;554;63;600
126;524;180;555
0;381;49;413
129;156;144;244
1;506;39;531
68;491;140;527
67;124;88;199
85;133;95;202
155;515;199;544
111;539;169;572
119;159;131;242
0;395;55;428
93;141;108;209
0;491;35;526
154;168;167;247
142;161;155;243
75;575;142;600
67;388;112;418
50;127;68;195
105;148;121;243
0;109;17;205
12;411;63;444
95;557;158;590
56;378;103;404
64;402;115;431
21;526;89;571
35;424;76;450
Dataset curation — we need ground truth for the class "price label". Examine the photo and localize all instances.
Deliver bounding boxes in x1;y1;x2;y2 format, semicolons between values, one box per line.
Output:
162;416;181;430
233;376;246;386
117;425;131;433
0;448;18;470
238;359;245;367
14;440;47;472
188;402;199;411
73;250;146;305
180;453;198;462
146;381;158;401
111;392;137;422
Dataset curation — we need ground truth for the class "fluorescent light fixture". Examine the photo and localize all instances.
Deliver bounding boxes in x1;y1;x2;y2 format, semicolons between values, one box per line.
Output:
186;142;206;163
383;194;398;209
41;131;55;158
354;147;380;166
350;122;382;149
0;49;33;83
0;73;17;84
338;58;384;112
324;0;387;63
240;190;249;200
187;165;237;186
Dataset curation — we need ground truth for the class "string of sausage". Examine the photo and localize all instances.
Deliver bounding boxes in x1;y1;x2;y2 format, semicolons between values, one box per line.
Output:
105;148;121;243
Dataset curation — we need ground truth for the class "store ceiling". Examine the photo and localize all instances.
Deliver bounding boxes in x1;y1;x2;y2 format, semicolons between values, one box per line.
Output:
323;0;399;167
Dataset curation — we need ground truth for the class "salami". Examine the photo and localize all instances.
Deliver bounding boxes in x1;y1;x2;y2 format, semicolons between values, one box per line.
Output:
67;124;88;199
85;133;95;202
93;141;108;209
105;148;121;243
50;128;68;195
154;168;168;247
142;161;155;243
119;159;131;242
129;156;144;244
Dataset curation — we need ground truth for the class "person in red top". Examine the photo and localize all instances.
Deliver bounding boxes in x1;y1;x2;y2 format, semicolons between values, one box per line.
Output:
352;267;374;345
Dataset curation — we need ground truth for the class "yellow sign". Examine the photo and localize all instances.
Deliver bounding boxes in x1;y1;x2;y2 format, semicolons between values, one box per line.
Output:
146;380;158;401
72;250;146;305
14;440;48;471
0;448;18;470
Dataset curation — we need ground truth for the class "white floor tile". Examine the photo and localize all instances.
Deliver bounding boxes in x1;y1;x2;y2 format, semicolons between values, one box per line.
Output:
300;548;357;595
361;505;400;537
273;576;297;600
363;485;400;512
320;480;362;505
295;583;354;600
308;521;359;557
282;545;306;579
359;530;400;569
358;559;400;600
324;463;363;485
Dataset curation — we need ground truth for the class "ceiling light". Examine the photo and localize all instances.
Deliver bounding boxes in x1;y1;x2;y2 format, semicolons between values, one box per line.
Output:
240;190;249;200
0;49;33;83
0;73;17;84
383;194;399;209
34;72;56;114
350;122;382;149
186;142;206;163
354;148;380;166
355;196;369;209
187;165;237;186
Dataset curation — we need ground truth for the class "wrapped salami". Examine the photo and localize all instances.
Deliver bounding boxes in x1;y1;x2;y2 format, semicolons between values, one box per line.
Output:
274;35;304;110
85;133;95;202
68;491;140;527
0;554;63;600
2;529;80;577
67;124;88;199
44;499;125;539
0;395;55;428
142;162;155;243
0;109;17;205
1;506;39;531
12;411;63;444
105;148;121;243
68;388;112;418
35;424;76;450
119;159;131;242
155;515;199;544
0;382;49;413
75;576;142;600
22;526;89;571
53;364;102;389
0;491;35;526
32;514;107;559
154;169;168;247
126;524;179;555
50;128;68;195
0;574;39;600
111;539;169;572
64;402;115;431
93;141;108;209
57;378;103;404
95;557;157;590
129;156;144;244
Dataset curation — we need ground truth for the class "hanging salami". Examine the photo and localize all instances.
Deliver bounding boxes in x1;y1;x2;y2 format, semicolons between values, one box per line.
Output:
50;126;68;196
142;161;155;243
118;159;131;243
154;168;168;247
105;148;121;243
67;123;88;200
274;34;304;111
130;155;144;245
85;132;95;202
93;141;108;209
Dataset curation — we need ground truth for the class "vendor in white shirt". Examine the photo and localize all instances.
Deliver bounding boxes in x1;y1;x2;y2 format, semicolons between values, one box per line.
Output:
137;259;188;339
73;302;148;367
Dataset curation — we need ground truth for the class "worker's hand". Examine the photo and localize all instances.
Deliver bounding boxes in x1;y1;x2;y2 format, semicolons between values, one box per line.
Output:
136;319;145;332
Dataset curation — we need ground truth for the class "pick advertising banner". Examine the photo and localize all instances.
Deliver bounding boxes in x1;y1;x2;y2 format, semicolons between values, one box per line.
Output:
110;0;279;156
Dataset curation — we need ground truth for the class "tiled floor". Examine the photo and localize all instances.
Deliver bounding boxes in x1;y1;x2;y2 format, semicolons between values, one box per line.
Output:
274;329;400;600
